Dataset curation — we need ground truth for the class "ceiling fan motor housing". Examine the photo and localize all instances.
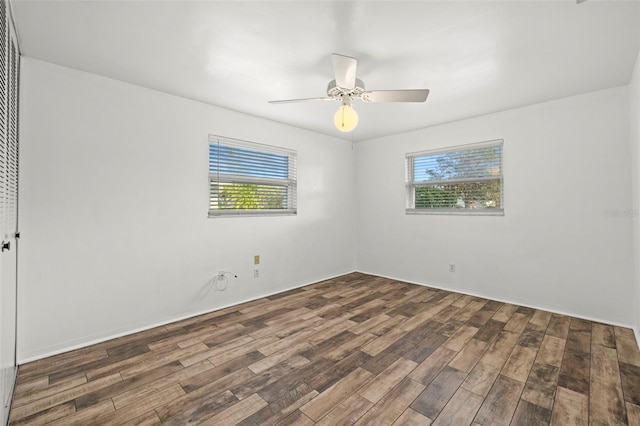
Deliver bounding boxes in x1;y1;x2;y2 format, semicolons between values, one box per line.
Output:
327;78;366;101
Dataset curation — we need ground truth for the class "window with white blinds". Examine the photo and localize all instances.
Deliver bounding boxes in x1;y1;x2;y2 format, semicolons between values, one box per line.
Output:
406;140;503;215
6;39;17;236
208;135;297;217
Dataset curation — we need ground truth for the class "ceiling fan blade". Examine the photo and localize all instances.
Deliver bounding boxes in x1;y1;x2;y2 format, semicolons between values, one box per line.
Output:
268;97;333;104
362;89;430;103
332;53;357;90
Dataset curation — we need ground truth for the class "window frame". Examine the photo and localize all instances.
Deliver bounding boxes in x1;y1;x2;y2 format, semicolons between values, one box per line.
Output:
405;139;504;216
208;135;297;217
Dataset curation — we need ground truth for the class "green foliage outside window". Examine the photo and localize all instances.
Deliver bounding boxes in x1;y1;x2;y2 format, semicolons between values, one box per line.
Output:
215;183;287;210
409;141;502;212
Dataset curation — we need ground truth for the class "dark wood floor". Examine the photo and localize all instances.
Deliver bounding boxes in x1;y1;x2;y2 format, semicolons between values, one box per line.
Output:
8;272;640;425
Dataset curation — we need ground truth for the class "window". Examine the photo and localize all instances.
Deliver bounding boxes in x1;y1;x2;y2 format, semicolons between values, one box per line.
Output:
208;135;297;217
406;140;503;215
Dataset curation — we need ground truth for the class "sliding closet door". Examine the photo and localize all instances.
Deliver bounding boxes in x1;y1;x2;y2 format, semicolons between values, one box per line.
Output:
0;0;18;421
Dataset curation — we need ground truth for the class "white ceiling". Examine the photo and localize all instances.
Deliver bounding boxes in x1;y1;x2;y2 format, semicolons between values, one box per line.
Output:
10;0;640;141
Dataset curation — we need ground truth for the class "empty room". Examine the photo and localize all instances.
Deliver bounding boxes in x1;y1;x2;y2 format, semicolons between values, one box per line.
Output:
1;0;640;424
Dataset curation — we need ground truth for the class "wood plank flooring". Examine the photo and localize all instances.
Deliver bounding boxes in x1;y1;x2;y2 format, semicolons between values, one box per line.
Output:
8;272;640;425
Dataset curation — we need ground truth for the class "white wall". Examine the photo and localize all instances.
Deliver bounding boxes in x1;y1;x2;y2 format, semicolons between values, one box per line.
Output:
17;55;639;362
18;58;356;362
356;86;635;327
631;49;640;338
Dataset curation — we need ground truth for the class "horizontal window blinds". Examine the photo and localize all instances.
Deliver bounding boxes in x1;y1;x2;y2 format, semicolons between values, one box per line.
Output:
208;136;297;216
0;1;6;237
406;140;503;214
6;39;17;236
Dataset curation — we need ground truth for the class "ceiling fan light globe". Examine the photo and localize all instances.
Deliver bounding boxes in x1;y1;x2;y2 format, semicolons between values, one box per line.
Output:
334;104;358;132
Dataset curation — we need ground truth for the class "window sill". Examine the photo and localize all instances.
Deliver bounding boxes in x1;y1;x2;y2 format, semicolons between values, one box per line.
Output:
208;210;297;218
406;208;504;216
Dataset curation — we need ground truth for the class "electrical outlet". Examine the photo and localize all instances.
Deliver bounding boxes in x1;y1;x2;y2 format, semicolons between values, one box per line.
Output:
254;268;260;278
214;271;228;291
449;263;456;273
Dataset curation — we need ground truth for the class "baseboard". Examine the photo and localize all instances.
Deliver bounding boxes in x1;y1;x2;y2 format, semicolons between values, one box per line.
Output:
19;268;638;363
18;269;357;364
355;269;636;330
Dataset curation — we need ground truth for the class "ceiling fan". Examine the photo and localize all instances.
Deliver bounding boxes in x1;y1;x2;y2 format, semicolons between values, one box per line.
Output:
268;53;430;132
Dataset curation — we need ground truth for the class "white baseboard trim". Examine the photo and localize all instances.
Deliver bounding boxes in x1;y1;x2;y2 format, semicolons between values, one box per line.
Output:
18;269;357;364
356;269;636;330
19;269;639;363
